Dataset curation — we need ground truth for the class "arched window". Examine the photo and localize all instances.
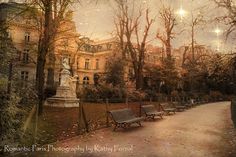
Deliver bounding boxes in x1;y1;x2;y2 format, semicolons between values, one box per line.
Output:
83;76;89;85
85;59;90;69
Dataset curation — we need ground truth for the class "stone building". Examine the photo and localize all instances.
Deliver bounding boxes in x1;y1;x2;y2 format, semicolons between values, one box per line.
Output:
0;2;117;90
0;2;39;87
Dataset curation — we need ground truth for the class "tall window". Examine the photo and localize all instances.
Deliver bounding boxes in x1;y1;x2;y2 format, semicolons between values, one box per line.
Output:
22;49;29;63
21;71;29;87
21;71;29;80
96;59;99;70
85;59;90;70
77;59;79;69
76;77;79;84
105;58;108;68
83;76;89;86
6;31;10;38
24;32;30;42
17;51;21;61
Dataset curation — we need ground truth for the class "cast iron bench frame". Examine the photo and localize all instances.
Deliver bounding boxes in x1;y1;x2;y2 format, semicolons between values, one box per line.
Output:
108;108;144;131
141;105;164;120
159;103;176;115
171;102;187;111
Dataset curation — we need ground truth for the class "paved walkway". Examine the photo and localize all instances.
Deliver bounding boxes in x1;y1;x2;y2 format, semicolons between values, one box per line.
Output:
15;101;235;157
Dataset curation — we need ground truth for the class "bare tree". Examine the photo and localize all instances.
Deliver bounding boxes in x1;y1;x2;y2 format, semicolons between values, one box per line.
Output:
156;4;177;59
114;0;154;89
27;0;79;114
213;0;236;89
189;10;205;62
213;0;236;38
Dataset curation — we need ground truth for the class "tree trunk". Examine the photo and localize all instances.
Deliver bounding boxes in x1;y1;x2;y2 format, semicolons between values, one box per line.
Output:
46;67;54;87
36;55;46;114
166;38;171;59
191;25;195;62
36;1;52;115
46;49;56;88
135;67;143;90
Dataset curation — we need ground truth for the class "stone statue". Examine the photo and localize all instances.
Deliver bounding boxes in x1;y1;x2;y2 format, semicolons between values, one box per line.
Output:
60;58;71;87
65;10;73;21
62;58;70;71
59;57;78;98
45;57;79;107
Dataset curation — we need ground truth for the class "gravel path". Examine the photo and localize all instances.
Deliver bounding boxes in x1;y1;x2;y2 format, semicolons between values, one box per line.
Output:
14;101;236;157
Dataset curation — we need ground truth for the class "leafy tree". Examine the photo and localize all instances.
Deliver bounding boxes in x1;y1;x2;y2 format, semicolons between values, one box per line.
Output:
105;58;125;87
206;54;235;94
0;22;26;150
0;92;22;149
145;58;178;95
160;58;179;95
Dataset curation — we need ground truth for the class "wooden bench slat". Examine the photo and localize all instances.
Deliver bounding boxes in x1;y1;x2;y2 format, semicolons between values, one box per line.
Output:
108;108;144;131
141;105;164;120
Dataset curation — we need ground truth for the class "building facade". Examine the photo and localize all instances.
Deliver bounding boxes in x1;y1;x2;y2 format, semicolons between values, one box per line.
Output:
0;2;117;90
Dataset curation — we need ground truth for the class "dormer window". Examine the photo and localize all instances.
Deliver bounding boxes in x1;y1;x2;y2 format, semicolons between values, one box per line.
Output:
26;18;31;24
106;43;112;50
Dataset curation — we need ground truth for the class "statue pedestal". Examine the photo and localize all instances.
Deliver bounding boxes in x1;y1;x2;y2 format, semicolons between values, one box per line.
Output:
45;97;79;107
55;86;77;98
44;69;79;108
45;86;79;107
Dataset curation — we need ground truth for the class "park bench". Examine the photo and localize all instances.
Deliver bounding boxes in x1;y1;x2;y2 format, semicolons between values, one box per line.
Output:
171;102;186;111
180;101;192;108
159;103;176;115
141;105;164;120
108;108;144;131
190;99;197;106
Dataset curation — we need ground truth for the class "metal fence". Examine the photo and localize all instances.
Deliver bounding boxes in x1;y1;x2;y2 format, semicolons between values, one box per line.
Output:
32;96;215;145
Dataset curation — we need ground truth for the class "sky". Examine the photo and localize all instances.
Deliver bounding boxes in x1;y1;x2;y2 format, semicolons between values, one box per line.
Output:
1;0;234;51
72;0;235;52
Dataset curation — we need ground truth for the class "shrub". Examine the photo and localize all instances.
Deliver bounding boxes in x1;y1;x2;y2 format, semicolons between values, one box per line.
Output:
81;84;127;102
127;89;146;102
0;92;24;149
209;91;223;101
144;89;157;101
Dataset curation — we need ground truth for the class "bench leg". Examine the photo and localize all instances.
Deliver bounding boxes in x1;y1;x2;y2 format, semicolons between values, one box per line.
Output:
160;114;163;119
113;124;118;131
147;115;153;120
124;123;130;129
137;122;142;127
